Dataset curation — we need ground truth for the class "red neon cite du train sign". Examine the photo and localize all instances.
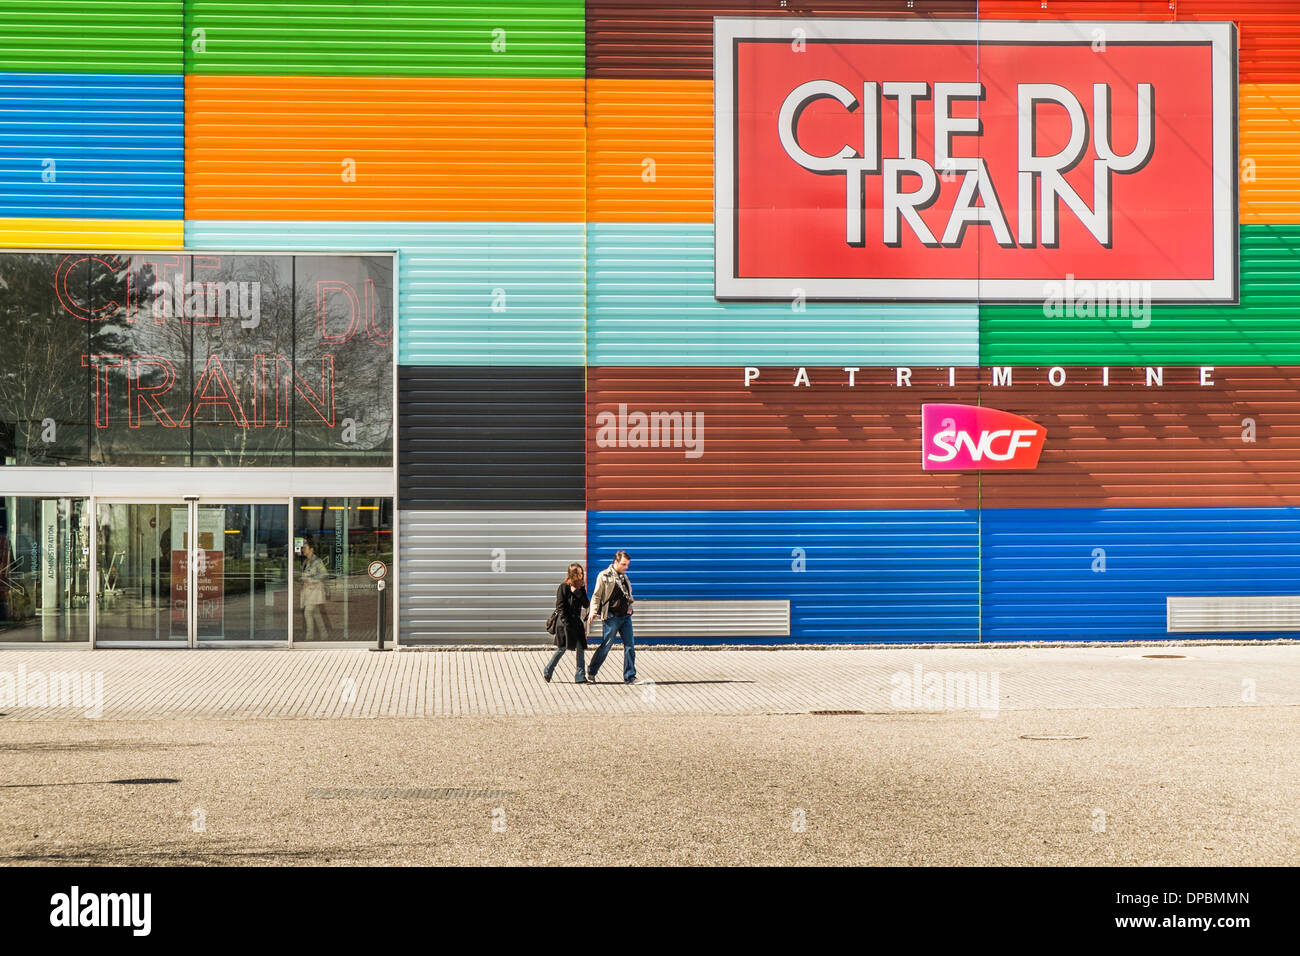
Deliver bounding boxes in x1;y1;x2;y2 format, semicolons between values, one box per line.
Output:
54;254;391;429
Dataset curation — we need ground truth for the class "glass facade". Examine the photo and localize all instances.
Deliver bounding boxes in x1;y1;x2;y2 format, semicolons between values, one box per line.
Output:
94;501;292;644
0;496;91;642
294;498;393;643
0;252;393;468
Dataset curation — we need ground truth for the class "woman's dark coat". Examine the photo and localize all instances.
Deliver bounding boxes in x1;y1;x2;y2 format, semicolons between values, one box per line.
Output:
553;582;591;650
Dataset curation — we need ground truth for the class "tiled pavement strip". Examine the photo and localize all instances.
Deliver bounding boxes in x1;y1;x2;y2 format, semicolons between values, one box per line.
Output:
1;644;1298;719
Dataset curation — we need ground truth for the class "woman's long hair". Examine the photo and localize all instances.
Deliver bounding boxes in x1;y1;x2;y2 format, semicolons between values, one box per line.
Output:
565;562;585;587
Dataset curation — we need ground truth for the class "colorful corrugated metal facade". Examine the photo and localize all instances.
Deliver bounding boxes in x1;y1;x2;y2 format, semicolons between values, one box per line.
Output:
7;1;1300;641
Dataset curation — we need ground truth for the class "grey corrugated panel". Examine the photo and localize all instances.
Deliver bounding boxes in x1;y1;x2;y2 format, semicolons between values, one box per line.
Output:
398;365;585;509
399;509;586;643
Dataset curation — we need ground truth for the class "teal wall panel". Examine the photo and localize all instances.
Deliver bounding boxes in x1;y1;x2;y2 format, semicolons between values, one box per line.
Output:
588;223;979;366
185;220;586;365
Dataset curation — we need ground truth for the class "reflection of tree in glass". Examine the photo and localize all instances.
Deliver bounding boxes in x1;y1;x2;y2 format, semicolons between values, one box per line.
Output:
0;254;121;464
0;253;393;468
293;256;394;467
190;257;295;468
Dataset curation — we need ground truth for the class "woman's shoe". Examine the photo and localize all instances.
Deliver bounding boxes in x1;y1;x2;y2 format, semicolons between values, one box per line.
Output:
542;668;553;683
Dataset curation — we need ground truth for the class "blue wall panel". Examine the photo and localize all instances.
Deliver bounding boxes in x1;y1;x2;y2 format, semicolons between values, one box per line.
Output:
588;509;980;643
588;222;979;366
0;73;182;219
186;220;586;365
982;507;1300;641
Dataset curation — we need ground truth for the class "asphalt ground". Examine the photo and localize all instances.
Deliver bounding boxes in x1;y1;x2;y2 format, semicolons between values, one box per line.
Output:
2;705;1296;866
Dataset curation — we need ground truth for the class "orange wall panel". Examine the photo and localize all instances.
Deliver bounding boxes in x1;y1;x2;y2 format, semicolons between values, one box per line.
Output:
1240;84;1300;223
186;75;586;222
587;78;712;223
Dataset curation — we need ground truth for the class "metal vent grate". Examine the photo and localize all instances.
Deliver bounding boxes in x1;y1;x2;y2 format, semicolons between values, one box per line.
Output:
1167;595;1300;632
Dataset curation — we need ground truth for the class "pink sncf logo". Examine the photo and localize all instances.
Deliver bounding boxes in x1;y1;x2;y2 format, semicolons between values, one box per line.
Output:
921;403;1047;471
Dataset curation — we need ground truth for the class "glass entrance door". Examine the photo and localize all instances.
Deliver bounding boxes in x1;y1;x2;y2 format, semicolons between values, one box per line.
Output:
94;501;289;646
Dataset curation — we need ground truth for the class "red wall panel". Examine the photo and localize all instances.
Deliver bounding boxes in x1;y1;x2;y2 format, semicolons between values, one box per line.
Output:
982;1;1300;84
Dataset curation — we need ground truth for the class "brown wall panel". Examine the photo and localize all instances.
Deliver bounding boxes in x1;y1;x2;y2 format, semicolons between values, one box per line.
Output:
589;366;1300;511
586;366;980;510
978;366;1300;509
586;1;978;79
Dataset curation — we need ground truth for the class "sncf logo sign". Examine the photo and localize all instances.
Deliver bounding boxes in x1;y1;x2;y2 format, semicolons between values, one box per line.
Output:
922;404;1046;471
715;19;1237;301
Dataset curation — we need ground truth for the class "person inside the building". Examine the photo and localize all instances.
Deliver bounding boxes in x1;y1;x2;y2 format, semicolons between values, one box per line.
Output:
543;562;590;683
300;538;332;640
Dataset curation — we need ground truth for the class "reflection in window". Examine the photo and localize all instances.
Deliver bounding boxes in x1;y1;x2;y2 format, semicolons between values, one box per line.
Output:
0;255;90;465
293;498;393;642
0;497;90;642
0;252;393;468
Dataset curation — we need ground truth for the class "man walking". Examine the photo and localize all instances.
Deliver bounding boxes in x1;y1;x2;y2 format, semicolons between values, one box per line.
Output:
586;550;637;683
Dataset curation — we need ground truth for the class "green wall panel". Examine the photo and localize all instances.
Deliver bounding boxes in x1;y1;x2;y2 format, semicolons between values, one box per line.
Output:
185;0;584;77
980;226;1300;366
0;1;182;74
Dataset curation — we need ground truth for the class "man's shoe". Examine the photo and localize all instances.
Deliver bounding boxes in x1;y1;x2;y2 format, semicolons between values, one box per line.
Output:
586;670;597;682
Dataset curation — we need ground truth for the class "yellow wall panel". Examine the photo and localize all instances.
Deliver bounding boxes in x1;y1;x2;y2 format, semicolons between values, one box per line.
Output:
0;218;183;250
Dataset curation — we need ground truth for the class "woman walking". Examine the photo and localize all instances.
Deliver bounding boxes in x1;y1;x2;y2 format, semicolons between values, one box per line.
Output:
543;563;591;683
300;538;332;640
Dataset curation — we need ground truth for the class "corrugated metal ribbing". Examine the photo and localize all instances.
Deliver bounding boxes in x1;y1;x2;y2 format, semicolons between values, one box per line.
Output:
976;1;1174;19
980;366;1300;509
981;2;1300;84
589;510;980;642
399;366;585;509
588;79;709;222
587;366;979;510
185;76;585;221
589;223;979;366
0;1;182;74
980;226;1300;366
1180;3;1300;83
186;220;586;365
586;1;978;79
0;216;181;248
400;510;585;642
982;507;1300;640
1240;85;1300;223
0;73;183;219
186;1;584;77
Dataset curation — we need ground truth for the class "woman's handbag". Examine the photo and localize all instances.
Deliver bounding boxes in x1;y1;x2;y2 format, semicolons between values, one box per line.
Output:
545;609;559;635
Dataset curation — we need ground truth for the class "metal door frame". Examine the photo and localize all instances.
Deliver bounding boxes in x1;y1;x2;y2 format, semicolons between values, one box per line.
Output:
91;497;291;648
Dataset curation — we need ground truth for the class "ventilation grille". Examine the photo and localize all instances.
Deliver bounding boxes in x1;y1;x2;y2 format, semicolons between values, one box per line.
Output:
1167;596;1300;632
630;600;790;637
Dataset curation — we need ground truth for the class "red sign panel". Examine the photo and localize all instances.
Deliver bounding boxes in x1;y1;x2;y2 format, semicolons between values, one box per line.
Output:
714;19;1237;301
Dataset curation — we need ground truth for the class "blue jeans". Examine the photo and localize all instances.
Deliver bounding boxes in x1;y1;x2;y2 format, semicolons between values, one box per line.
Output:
588;614;635;681
544;645;587;682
